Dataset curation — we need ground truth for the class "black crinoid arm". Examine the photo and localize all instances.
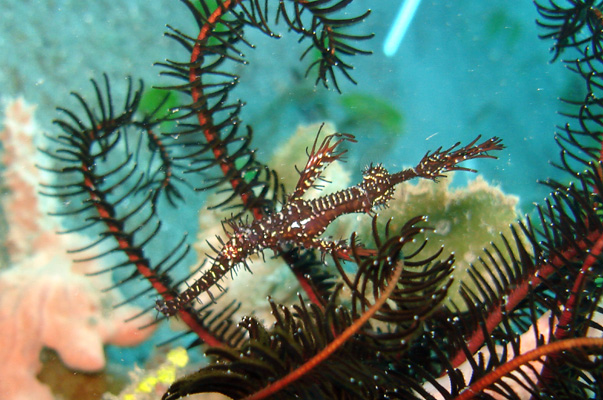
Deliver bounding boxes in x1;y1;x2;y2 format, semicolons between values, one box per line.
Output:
37;73;250;347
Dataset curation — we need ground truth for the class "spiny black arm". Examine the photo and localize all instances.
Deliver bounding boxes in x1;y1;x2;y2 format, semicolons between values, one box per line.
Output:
39;75;245;348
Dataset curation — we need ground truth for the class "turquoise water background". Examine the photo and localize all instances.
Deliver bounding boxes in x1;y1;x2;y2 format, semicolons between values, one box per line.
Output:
1;1;569;209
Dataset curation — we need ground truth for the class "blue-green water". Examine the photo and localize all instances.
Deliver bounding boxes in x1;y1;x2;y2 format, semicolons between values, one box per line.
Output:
0;1;567;209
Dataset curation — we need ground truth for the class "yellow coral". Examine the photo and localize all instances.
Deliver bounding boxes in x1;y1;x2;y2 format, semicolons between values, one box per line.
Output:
166;346;189;368
136;376;158;393
118;347;190;399
156;366;176;385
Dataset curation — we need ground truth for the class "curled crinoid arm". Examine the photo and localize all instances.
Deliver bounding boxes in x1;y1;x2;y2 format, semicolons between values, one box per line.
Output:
535;0;603;61
291;127;357;199
40;75;244;347
276;0;374;92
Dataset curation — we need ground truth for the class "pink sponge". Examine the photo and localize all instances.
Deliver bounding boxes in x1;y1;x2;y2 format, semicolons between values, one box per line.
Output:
0;260;156;400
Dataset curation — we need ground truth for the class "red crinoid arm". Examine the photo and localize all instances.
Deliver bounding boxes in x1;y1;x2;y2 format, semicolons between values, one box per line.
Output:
291;129;357;200
80;163;225;348
554;232;603;340
42;74;233;348
532;230;603;385
450;228;603;368
453;337;603;400
243;258;404;400
186;2;333;309
188;0;265;219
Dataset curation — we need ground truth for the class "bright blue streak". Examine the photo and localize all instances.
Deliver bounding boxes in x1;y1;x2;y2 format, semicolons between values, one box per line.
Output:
383;0;422;57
